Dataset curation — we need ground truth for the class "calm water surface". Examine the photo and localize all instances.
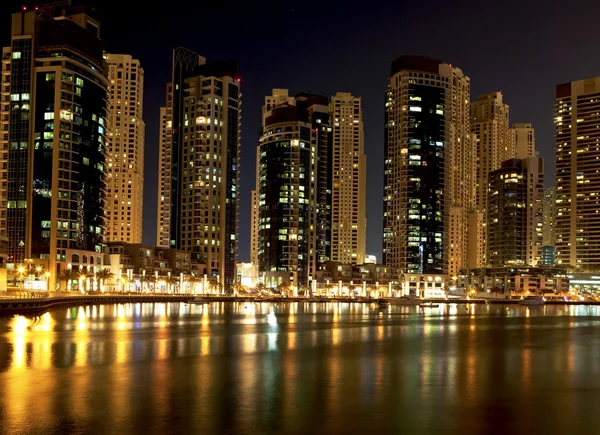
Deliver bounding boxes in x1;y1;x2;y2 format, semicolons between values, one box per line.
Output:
1;302;600;434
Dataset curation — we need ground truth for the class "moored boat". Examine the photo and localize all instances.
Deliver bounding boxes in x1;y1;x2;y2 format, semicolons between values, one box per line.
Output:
519;295;545;306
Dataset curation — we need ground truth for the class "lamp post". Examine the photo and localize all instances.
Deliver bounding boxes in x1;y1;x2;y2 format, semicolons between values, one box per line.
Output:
45;271;50;291
18;266;25;287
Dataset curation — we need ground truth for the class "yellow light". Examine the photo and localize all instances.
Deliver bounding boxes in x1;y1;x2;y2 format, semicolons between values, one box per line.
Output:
36;266;42;273
45;272;50;278
18;267;25;274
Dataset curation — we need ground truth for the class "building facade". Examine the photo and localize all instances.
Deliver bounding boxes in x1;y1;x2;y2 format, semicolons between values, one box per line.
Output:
0;4;109;289
511;122;535;159
542;186;556;247
157;48;240;289
469;92;512;268
330;92;366;264
384;55;471;279
487;157;543;267
555;77;600;270
255;90;322;288
105;54;144;243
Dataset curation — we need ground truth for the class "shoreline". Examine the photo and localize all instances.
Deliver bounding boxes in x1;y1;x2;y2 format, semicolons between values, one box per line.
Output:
0;294;599;316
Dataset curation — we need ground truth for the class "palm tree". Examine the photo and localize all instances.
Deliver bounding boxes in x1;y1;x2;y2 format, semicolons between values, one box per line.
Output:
139;273;154;293
254;281;268;295
96;269;114;293
59;269;74;292
207;278;222;295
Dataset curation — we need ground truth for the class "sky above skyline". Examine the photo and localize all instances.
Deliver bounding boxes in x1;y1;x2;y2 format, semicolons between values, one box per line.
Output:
5;0;600;262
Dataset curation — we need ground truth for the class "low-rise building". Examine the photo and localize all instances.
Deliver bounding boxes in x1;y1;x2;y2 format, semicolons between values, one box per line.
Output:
458;266;568;293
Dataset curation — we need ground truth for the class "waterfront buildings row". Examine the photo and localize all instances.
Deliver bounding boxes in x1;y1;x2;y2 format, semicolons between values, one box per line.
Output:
3;5;600;295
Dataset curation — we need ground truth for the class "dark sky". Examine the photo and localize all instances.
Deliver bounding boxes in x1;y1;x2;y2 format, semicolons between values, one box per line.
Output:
6;0;600;262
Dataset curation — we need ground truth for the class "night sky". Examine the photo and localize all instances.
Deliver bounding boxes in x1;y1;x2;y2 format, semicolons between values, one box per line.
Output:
6;0;600;262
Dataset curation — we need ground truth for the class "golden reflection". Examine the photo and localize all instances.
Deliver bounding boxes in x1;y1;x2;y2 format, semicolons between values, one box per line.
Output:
332;325;340;346
287;331;296;350
117;303;126;330
201;337;210;356
9;316;29;371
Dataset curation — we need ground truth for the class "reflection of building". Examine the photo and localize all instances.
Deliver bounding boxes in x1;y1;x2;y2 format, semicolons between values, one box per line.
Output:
104;54;145;243
458;266;568;293
157;48;240;289
0;4;109;290
487;157;544;267
384;55;472;279
555;77;600;270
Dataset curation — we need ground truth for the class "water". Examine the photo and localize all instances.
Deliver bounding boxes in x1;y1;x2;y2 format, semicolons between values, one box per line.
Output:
1;302;600;434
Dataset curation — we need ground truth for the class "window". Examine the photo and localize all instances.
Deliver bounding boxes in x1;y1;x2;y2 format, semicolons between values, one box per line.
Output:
12;52;21;59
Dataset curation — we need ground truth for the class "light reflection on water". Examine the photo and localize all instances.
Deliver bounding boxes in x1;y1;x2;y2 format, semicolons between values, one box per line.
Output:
0;303;600;434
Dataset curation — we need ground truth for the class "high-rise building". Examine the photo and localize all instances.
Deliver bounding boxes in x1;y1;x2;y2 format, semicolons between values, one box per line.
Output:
0;4;109;289
511;123;535;159
157;48;241;288
105;54;144;243
468;92;512;268
330;92;366;264
542;186;556;247
383;55;471;280
555;77;600;269
256;90;325;288
471;92;512;212
487;157;543;267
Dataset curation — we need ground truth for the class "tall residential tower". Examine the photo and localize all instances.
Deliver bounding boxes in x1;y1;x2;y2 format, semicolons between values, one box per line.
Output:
255;90;325;288
487;157;543;267
157;48;241;288
555;77;600;269
468;92;512;268
0;4;109;289
383;55;471;280
511;123;535;159
105;54;144;243
330;92;366;264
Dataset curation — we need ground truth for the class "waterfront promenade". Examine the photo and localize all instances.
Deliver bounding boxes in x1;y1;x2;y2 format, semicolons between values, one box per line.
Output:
0;291;599;315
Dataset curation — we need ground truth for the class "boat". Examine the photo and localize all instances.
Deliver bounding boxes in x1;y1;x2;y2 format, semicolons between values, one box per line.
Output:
391;296;422;306
519;295;545;306
189;297;210;305
419;302;439;308
376;299;390;307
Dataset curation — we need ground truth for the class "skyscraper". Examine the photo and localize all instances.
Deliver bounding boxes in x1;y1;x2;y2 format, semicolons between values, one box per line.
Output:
511;123;535;159
330;92;366;264
256;90;324;288
383;55;471;280
471;92;512;212
468;92;512;268
157;48;241;288
105;54;144;243
555;77;600;269
487;157;543;267
0;4;109;289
